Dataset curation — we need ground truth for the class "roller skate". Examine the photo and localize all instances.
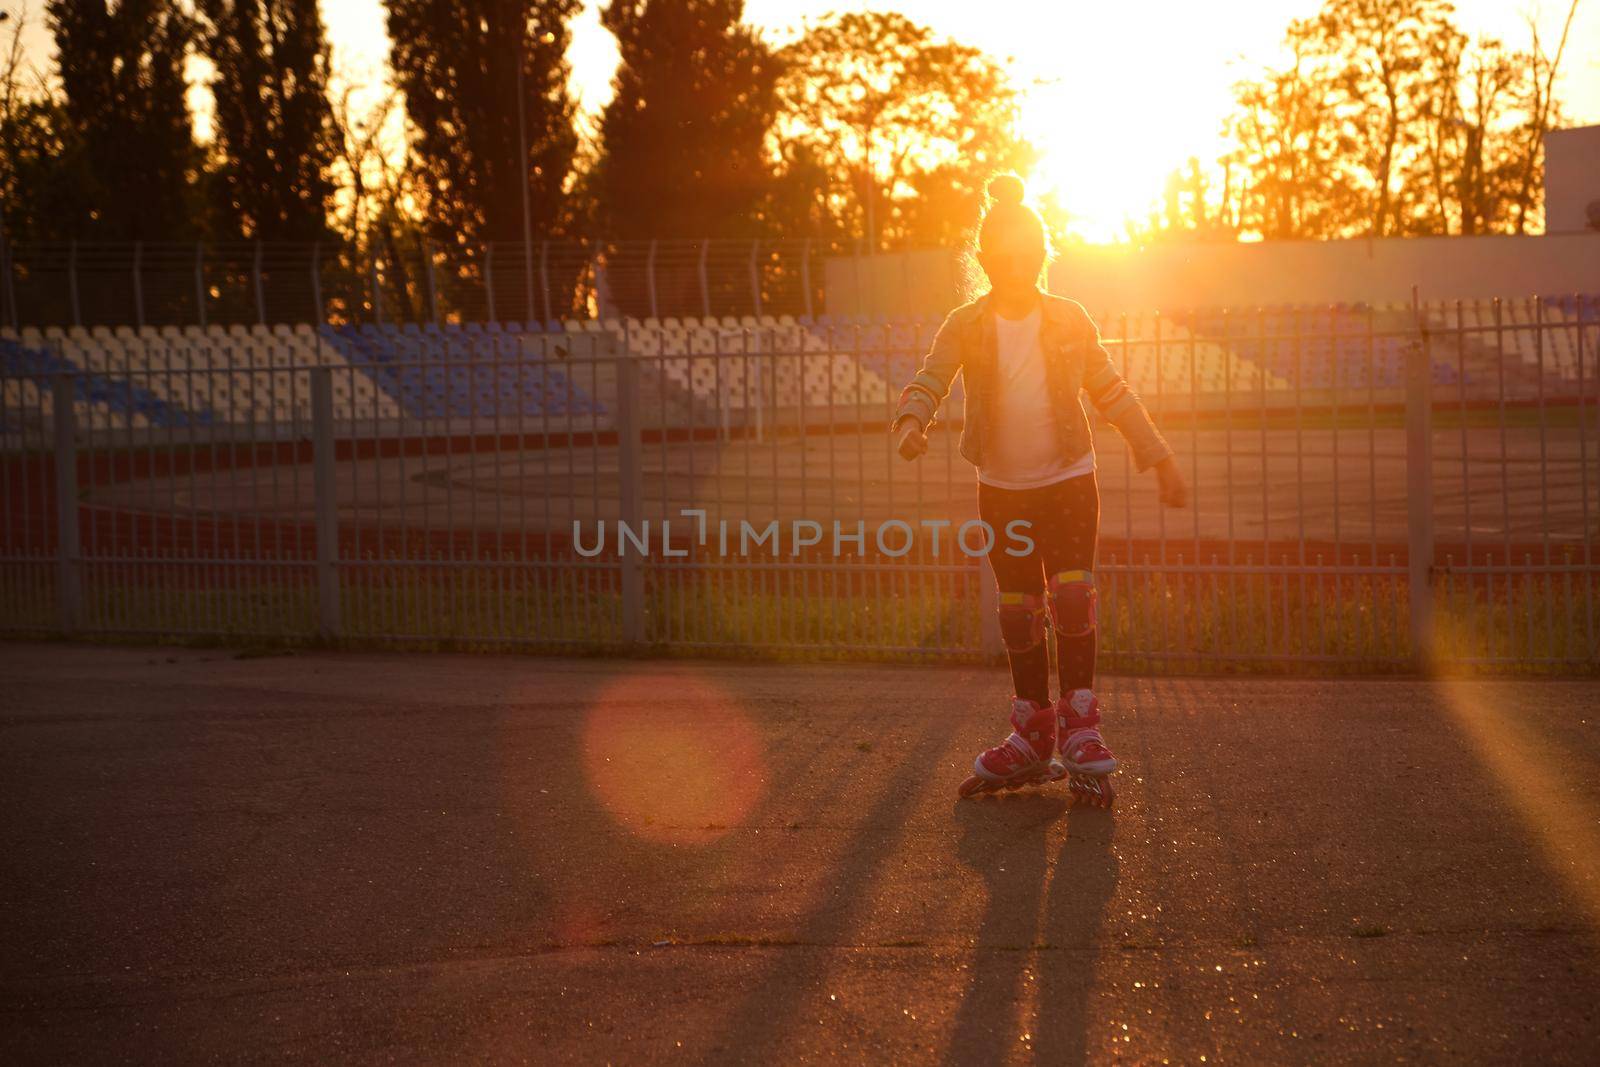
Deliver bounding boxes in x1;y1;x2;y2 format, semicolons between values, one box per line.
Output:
958;698;1065;798
1056;689;1117;809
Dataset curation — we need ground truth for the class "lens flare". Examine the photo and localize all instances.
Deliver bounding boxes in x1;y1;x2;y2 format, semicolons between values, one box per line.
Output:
1434;675;1600;930
581;670;765;845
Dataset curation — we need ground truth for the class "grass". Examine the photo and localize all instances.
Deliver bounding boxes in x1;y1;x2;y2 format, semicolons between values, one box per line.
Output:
1098;562;1599;675
2;555;1595;674
1152;400;1591;435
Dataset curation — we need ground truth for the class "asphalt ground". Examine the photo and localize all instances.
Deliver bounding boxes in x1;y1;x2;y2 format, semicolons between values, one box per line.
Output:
3;644;1599;1063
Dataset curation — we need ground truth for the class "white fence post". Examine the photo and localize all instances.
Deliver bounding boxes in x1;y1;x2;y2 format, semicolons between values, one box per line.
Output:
312;368;340;639
253;241;266;324
194;243;207;328
483;242;495;324
647;239;658;320
540;241;551;325
1405;297;1434;666
616;355;644;645
979;556;1002;661
748;239;762;317
52;374;81;632
68;239;81;328
801;239;813;321
698;239;711;320
424;240;439;325
132;241;144;329
311;241;324;324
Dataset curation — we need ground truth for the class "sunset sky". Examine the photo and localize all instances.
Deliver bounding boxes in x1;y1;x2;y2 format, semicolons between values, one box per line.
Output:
12;0;1599;242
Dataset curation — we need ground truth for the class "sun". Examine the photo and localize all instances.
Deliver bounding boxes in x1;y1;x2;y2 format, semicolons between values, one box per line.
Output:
990;0;1271;245
1020;75;1225;245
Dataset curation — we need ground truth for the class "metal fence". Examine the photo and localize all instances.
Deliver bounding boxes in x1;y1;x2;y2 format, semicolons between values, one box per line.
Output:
2;296;1597;672
0;239;825;330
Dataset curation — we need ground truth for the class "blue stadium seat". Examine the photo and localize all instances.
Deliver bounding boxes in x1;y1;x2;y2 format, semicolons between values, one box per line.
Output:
1173;304;1433;390
0;337;209;426
315;322;605;419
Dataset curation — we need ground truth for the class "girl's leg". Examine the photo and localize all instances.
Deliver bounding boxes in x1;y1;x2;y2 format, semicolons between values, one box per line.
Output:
976;482;1050;708
1033;473;1116;790
1038;473;1101;695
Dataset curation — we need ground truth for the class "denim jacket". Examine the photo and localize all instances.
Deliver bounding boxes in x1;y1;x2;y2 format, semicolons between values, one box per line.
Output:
894;291;1174;473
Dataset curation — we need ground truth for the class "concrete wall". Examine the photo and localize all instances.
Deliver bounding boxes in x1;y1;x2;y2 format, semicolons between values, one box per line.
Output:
822;249;974;319
825;232;1600;318
1546;125;1600;235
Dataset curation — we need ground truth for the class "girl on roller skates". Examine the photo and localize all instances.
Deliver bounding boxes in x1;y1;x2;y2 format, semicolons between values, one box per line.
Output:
891;174;1189;804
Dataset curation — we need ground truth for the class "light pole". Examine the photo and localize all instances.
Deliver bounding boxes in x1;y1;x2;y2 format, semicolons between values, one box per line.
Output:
515;26;534;325
1;10;13;329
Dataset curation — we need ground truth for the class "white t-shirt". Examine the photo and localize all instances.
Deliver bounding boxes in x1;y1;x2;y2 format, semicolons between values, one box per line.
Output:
976;306;1095;491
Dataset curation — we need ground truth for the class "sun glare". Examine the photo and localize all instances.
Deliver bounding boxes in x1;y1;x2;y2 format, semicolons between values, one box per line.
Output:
1008;4;1265;243
581;670;766;845
1022;97;1182;244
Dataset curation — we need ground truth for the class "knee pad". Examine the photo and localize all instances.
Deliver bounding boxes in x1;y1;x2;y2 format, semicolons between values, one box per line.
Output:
997;592;1047;653
1048;570;1097;637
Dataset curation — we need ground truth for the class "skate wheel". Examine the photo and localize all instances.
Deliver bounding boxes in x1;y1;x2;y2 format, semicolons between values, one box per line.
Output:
1068;773;1116;809
958;774;992;799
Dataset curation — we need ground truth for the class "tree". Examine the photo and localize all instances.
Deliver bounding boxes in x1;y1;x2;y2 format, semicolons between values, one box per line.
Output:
1224;20;1353;240
1407;30;1521;236
46;0;202;240
387;0;581;249
591;0;780;241
1508;0;1580;233
1311;0;1460;237
773;11;1032;252
1136;156;1240;244
0;3;83;243
196;0;339;242
328;79;409;259
0;2;30;222
1148;0;1579;242
0;98;87;244
326;78;427;320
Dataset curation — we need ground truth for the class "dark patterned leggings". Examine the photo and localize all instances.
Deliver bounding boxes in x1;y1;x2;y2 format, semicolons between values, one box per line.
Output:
977;472;1100;707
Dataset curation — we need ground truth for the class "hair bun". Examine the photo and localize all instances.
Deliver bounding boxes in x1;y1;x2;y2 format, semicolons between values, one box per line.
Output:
986;173;1025;206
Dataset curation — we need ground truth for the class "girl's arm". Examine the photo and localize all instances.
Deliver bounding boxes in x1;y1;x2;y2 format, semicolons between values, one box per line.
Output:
891;308;967;438
1075;307;1174;473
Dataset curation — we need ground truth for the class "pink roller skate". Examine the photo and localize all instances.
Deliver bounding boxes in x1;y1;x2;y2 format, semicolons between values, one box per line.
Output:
958;698;1065;798
1056;689;1117;808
